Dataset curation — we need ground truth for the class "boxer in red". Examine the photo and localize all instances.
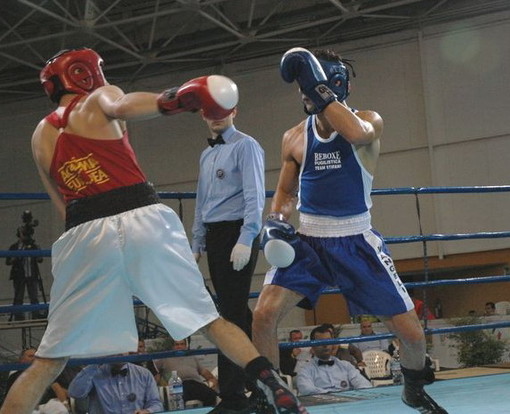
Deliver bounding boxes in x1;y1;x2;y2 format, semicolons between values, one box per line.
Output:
0;48;306;414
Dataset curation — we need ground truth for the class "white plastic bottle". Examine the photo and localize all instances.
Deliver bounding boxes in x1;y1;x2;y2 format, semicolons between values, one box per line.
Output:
390;352;402;385
169;370;185;410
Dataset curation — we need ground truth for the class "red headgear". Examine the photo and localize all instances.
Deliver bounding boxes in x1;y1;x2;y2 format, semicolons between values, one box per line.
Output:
40;48;107;102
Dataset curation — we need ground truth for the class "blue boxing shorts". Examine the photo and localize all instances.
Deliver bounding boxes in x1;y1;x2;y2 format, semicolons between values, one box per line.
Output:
265;212;414;316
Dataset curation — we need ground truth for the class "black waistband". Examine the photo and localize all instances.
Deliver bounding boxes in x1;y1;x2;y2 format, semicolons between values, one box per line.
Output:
204;219;244;230
65;182;160;230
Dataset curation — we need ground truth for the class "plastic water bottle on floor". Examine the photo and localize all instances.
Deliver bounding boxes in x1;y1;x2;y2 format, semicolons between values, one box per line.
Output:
169;370;185;410
390;352;402;385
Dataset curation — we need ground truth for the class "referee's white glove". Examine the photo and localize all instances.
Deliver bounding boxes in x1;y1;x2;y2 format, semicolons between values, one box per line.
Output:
230;243;251;271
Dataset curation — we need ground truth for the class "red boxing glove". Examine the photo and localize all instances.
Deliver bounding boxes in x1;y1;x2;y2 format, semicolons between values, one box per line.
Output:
157;75;239;120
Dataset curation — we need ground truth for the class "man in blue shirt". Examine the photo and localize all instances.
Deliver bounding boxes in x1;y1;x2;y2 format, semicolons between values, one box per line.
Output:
192;107;265;414
68;362;163;414
356;320;391;354
296;325;372;396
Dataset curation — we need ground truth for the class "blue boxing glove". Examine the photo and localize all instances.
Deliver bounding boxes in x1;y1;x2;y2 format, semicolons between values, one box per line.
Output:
261;213;299;268
280;47;337;114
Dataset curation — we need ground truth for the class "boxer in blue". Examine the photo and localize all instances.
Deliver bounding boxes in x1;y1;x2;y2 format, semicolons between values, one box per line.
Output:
254;47;447;414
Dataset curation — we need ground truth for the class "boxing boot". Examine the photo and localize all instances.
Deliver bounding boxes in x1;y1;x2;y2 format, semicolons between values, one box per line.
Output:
401;365;448;414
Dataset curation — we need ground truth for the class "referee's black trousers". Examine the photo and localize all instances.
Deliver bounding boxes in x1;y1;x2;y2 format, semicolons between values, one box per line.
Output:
205;219;260;405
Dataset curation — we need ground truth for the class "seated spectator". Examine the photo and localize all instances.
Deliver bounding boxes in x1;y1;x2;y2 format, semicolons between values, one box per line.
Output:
319;323;364;370
155;338;218;407
296;325;372;396
279;329;313;377
5;347;72;411
356;320;391;354
484;301;496;316
132;338;161;384
68;361;163;414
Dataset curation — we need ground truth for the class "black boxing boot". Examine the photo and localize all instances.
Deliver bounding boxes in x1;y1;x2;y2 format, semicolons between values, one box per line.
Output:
245;357;307;414
401;365;448;414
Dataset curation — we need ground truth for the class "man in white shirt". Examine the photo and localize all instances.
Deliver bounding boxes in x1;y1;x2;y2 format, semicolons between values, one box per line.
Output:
296;325;372;395
279;330;313;376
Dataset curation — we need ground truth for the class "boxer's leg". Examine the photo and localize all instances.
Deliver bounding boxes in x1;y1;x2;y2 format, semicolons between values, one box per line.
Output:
0;357;68;414
253;284;304;370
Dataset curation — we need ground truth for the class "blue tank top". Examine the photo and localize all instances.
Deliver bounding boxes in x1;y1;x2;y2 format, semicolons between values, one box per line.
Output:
297;115;373;217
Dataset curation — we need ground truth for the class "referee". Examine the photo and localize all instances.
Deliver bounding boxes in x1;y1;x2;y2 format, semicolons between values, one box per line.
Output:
192;106;265;414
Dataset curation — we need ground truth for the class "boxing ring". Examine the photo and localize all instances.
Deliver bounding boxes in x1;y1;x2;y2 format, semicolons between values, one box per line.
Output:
1;186;510;413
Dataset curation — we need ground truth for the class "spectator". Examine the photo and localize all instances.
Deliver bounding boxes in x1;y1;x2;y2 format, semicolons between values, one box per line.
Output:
68;361;163;414
132;339;160;384
484;302;496;316
296;325;372;395
483;302;504;339
319;323;364;369
279;330;312;376
5;348;70;411
191;106;265;414
356;320;391;354
155;338;218;407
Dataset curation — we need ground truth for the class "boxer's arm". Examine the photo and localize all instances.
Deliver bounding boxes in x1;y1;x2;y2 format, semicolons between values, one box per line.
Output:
95;85;161;121
323;104;383;145
68;365;101;399
270;127;301;220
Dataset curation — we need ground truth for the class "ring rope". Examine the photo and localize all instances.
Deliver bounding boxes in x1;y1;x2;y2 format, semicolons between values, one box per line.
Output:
1;320;509;372
1;275;509;314
2;185;510;201
1;231;510;260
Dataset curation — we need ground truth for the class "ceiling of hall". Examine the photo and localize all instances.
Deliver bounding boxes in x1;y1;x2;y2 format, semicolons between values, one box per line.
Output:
1;0;509;102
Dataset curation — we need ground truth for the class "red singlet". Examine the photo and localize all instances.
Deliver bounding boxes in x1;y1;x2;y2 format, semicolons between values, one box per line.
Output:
46;96;147;202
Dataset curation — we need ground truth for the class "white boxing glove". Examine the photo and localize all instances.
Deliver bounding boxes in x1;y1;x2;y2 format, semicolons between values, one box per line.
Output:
230;243;251;271
260;213;298;268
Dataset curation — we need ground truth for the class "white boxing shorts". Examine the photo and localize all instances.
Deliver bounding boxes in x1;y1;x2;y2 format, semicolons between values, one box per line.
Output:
37;203;219;359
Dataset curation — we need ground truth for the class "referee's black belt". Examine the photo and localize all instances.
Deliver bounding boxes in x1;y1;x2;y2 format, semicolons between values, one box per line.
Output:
204;219;243;230
65;182;160;231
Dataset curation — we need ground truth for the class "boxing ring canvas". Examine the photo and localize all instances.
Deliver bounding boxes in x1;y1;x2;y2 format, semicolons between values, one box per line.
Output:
167;373;510;414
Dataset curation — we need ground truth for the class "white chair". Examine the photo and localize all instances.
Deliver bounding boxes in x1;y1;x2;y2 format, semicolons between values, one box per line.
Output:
495;301;510;315
362;350;393;386
280;373;297;393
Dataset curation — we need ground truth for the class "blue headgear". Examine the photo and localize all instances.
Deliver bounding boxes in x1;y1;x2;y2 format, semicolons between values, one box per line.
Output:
318;59;350;102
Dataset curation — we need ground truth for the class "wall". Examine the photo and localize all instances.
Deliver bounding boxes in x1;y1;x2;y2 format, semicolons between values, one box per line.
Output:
1;11;510;352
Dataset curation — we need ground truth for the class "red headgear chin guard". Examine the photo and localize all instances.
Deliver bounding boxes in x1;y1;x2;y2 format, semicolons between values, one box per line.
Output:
40;48;107;102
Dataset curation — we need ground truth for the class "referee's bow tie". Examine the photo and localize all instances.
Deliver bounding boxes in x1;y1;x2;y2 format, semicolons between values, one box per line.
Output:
318;359;334;366
207;134;225;147
111;367;128;376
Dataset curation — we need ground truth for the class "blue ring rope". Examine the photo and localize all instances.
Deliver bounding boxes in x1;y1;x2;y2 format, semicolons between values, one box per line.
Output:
1;274;510;313
3;185;510;200
1;320;509;372
1;230;510;259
